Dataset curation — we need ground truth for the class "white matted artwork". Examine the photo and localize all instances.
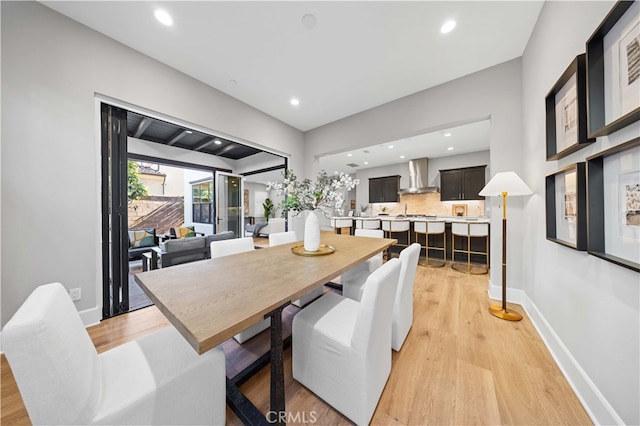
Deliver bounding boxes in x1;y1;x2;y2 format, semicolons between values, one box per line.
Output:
603;144;640;264
555;73;578;152
555;170;577;244
604;1;640;124
625;181;640;226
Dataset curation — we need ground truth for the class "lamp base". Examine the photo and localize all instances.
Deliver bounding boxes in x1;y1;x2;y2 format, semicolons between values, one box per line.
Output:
489;305;522;321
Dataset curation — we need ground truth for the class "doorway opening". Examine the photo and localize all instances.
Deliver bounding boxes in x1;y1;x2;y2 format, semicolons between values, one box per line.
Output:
101;102;287;320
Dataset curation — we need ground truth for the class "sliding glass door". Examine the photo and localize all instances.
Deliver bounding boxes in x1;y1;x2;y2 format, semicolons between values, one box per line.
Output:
215;171;244;237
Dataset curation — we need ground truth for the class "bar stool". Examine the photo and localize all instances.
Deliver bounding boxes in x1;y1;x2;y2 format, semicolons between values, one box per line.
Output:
381;219;410;259
414;220;446;267
451;221;489;274
355;218;381;230
332;217;354;235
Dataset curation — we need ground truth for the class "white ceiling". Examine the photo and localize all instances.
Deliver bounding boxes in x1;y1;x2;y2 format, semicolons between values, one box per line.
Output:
42;1;543;133
318;119;490;174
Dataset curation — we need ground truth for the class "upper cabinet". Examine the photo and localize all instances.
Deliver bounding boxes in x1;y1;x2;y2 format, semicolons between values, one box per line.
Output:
439;166;486;201
369;175;400;203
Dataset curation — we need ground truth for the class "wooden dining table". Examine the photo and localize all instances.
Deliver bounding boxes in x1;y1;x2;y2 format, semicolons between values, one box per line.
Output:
135;231;396;424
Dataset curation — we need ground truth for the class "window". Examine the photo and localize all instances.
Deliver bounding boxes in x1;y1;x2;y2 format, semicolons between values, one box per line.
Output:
192;181;213;224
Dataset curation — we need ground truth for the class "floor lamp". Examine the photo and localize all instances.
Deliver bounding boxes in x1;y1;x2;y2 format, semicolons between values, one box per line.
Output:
479;171;533;321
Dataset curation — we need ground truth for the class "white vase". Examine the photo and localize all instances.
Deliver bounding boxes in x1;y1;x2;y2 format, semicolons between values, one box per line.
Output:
304;210;321;252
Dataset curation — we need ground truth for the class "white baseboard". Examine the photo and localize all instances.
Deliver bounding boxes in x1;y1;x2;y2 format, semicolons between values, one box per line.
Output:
79;306;102;327
487;278;527;305
487;279;622;425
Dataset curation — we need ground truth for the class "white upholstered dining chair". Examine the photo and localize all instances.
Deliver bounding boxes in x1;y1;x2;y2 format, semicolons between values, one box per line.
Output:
292;258;401;425
2;282;226;425
209;236;271;343
391;243;421;351
341;228;384;301
268;231;324;307
342;243;421;351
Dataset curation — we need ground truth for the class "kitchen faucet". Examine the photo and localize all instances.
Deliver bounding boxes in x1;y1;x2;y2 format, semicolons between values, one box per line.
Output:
404;203;407;216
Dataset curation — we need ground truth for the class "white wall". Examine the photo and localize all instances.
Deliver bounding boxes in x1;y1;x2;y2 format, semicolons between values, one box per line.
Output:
244;181;269;219
522;2;639;424
305;59;524;303
0;2;304;327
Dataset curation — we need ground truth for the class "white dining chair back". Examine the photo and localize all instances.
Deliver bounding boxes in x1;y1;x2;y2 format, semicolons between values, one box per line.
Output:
268;231;297;246
269;231;323;307
2;283;226;425
351;258;401;354
292;258;401;425
210;236;270;343
342;229;385;301
392;243;421;351
354;228;384;238
210;236;255;258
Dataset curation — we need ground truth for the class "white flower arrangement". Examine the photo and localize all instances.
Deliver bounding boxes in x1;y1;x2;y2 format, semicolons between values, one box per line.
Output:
267;169;359;217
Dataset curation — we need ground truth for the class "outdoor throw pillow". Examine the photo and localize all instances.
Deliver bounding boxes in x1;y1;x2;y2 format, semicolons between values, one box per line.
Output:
176;226;196;238
129;229;155;248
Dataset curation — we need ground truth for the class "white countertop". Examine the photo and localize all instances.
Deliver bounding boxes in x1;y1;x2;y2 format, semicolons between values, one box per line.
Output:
332;215;490;223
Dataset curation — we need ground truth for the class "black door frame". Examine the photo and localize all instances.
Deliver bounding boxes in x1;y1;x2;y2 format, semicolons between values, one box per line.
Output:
100;102;289;319
101;103;130;319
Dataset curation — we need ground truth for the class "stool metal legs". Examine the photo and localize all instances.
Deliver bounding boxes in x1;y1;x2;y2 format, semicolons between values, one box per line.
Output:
451;233;489;274
415;231;446;267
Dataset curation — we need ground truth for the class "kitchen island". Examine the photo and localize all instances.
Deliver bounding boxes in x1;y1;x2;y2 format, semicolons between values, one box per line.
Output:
332;215;490;264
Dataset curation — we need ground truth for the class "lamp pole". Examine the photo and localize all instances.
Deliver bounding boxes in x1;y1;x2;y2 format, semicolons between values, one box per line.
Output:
489;191;523;321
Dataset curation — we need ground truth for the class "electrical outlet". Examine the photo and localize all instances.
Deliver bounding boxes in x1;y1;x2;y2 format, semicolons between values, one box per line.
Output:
69;288;81;301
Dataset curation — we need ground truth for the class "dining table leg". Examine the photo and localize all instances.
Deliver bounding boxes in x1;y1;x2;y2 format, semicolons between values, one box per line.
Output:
267;302;289;425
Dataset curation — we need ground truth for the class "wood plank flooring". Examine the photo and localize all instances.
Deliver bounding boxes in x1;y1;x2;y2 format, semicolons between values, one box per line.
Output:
1;263;592;425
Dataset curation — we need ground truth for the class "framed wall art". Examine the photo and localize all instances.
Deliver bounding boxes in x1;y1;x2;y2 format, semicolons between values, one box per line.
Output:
545;163;587;250
586;137;640;272
586;0;640;137
545;54;594;160
452;204;467;217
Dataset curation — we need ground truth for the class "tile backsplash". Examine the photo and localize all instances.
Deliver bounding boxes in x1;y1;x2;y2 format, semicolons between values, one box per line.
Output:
370;193;485;217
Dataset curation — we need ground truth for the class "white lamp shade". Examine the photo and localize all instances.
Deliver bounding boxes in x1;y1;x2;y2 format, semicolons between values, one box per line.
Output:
478;171;533;197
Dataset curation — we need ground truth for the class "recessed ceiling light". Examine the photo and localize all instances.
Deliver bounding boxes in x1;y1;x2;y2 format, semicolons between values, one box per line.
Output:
290;98;300;106
400;155;405;159
154;9;173;26
364;161;369;165
444;132;452;137
185;130;193;134
302;14;317;29
388;145;394;149
448;147;454;151
214;139;222;145
334;171;339;174
441;20;456;34
347;153;352;157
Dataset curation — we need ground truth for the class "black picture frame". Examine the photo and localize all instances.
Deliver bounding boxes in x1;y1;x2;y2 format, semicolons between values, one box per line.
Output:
586;1;640;138
546;54;594;161
545;163;587;250
586;137;640;272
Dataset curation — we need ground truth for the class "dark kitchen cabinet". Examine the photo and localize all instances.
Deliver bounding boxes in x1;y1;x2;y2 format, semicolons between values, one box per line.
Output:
369;176;400;203
439;166;486;201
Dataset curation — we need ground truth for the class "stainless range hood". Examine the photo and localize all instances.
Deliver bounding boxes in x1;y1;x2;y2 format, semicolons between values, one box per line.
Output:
397;157;439;194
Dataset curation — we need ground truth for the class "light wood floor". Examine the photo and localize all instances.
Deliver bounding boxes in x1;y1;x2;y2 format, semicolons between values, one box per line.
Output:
1;263;592;425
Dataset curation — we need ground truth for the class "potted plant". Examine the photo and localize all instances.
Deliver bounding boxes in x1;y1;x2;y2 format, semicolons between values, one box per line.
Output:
360;204;369;216
267;169;359;251
379;206;389;215
262;198;274;220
